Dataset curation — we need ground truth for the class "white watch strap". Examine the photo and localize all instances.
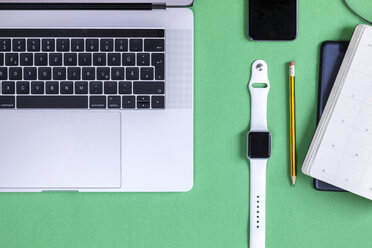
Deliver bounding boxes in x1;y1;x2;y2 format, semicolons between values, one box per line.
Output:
249;159;267;248
248;60;270;131
248;59;270;248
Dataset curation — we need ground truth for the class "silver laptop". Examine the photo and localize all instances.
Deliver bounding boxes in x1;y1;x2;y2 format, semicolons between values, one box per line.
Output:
0;0;194;192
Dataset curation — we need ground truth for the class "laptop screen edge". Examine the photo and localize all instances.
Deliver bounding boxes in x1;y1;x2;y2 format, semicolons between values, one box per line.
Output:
0;0;194;7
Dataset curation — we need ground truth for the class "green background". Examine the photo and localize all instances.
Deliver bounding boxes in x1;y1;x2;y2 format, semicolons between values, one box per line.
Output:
1;0;372;247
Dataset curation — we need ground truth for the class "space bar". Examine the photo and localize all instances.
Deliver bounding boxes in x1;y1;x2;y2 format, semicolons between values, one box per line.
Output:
17;96;88;108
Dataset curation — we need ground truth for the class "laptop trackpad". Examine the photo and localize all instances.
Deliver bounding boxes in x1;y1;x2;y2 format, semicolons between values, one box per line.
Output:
0;111;121;189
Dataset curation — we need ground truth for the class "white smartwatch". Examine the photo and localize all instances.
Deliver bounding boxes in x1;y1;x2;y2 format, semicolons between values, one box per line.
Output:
247;60;271;248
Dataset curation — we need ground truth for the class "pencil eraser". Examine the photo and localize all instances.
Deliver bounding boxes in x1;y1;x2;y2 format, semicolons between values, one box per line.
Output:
289;62;295;66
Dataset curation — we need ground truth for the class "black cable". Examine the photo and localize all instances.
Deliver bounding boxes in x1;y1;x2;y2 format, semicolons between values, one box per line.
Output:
343;0;372;25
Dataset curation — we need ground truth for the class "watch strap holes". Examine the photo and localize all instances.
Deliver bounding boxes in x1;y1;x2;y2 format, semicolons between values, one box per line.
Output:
252;83;268;88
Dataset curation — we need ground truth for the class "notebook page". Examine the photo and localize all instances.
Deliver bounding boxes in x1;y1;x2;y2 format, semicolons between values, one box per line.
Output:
309;26;372;200
302;25;366;175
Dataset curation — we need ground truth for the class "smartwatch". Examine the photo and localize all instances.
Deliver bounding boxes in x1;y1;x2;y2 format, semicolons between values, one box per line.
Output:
247;59;271;248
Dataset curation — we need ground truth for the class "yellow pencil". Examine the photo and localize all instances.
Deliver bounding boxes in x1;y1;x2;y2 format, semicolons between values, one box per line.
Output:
289;62;296;186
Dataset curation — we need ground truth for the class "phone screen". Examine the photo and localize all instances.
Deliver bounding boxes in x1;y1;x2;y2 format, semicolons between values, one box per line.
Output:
248;0;297;41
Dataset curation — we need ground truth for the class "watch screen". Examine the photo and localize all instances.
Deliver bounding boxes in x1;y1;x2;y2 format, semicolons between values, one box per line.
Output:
248;132;271;158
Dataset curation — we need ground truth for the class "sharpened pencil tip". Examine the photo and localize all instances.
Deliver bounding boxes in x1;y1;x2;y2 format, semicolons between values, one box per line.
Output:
291;176;296;186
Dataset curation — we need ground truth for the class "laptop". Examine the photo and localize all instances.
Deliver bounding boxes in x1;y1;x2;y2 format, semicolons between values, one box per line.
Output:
0;0;194;192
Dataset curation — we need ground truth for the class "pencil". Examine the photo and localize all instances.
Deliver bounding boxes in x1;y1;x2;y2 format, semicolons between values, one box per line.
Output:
289;62;296;186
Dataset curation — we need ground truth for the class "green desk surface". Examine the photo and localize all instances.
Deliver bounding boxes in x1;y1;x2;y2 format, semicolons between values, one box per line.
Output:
2;1;372;247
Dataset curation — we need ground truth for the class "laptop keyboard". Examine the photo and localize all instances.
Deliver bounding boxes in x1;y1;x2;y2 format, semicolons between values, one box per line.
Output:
0;29;165;109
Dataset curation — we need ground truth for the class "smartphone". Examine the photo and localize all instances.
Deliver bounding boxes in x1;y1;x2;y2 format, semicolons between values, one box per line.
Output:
315;41;348;192
248;0;297;41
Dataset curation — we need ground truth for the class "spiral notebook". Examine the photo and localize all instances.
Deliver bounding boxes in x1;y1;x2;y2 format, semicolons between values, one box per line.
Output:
302;24;372;200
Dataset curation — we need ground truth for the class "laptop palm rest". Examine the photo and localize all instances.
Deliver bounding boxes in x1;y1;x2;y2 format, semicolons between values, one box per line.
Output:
0;111;121;189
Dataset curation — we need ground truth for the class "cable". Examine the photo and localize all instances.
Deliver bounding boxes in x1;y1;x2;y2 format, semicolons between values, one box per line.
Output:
343;0;372;25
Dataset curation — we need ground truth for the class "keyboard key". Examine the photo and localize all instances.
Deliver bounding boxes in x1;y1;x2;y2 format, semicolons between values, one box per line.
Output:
152;53;165;80
5;53;18;66
108;96;121;108
20;53;33;66
35;53;48;66
122;53;135;66
82;67;95;80
0;53;3;66
9;67;22;80
115;39;128;51
126;67;139;80
130;39;143;51
60;81;73;94
49;53;63;66
111;67;124;80
64;53;77;66
133;81;164;94
75;81;88;94
90;96;106;108
56;39;70;52
0;39;11;51
38;67;51;80
152;96;164;108
0;67;7;80
79;53;92;66
140;67;154;80
24;67;37;80
97;67;110;80
27;39;40;51
137;96;150;103
137;53;150;66
2;81;15;94
89;81;103;94
53;67;66;80
137;96;150;108
67;67;81;80
137;102;150;108
71;39;84;51
144;39;164;51
42;39;55;52
0;96;15;108
100;39;113;51
104;81;117;94
108;53;121;66
151;53;164;66
122;96;135;108
13;39;26;51
86;39;99;52
17;96;88;108
31;81;44;94
93;53;106;66
119;81;132;94
46;81;59;94
16;81;30;94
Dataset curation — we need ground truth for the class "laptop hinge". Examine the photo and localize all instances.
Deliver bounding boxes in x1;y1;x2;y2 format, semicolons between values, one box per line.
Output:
153;3;166;9
0;3;156;10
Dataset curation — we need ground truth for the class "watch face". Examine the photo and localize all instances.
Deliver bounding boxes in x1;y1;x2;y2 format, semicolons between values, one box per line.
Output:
248;132;271;159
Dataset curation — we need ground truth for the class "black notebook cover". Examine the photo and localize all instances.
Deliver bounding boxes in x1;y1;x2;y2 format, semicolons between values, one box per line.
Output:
314;41;349;191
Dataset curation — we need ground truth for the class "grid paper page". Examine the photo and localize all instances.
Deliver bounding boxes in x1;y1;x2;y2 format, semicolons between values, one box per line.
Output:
310;27;372;199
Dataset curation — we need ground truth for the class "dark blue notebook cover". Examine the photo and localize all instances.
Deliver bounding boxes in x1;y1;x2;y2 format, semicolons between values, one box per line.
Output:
314;41;348;192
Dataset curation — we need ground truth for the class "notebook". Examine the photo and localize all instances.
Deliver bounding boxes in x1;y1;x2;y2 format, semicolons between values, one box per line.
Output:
302;24;372;200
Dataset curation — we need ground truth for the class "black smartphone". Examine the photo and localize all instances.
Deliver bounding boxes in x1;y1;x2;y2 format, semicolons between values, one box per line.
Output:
248;0;297;41
315;41;348;192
